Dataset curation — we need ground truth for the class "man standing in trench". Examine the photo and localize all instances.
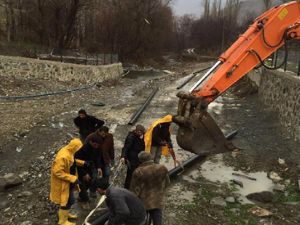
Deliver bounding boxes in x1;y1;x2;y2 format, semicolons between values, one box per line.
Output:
130;152;170;225
50;138;86;225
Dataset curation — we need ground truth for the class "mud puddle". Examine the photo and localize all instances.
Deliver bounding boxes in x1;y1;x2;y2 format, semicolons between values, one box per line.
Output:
199;155;275;204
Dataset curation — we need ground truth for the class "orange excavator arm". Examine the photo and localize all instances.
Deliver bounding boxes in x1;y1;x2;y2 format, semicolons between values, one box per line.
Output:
191;1;300;103
174;1;300;155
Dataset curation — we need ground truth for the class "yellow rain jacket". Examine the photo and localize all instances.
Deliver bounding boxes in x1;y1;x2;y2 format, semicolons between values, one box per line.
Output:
50;138;84;206
144;115;173;157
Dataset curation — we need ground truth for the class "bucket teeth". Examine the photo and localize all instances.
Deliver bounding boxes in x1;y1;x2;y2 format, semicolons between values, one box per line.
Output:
175;93;235;155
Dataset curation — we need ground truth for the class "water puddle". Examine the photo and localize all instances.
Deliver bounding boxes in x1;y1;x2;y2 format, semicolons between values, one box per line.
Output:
200;155;275;204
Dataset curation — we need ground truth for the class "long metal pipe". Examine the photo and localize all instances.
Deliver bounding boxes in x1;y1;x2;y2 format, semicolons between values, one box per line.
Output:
128;88;159;125
176;67;210;90
90;130;238;225
189;61;222;93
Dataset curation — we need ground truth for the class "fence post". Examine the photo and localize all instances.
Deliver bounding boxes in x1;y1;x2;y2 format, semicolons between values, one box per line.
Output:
96;54;99;65
104;54;106;65
85;53;88;65
60;53;63;63
111;53;113;64
297;60;300;76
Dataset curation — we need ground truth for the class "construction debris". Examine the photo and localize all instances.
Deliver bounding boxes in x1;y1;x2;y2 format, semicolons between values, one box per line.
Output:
249;206;273;217
232;172;257;181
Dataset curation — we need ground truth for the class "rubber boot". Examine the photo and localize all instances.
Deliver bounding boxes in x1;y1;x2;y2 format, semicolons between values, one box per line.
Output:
68;212;78;220
58;209;76;225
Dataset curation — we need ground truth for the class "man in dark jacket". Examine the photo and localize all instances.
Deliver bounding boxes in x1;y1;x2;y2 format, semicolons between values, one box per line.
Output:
151;122;173;164
95;179;146;225
121;124;145;189
73;109;105;141
75;135;103;202
131;152;170;225
86;126;115;178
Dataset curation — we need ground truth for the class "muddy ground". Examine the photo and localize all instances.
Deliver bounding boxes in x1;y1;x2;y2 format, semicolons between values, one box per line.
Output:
0;58;299;225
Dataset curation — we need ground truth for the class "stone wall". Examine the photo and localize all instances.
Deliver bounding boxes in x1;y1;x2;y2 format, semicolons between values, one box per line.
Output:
248;69;300;141
0;55;123;83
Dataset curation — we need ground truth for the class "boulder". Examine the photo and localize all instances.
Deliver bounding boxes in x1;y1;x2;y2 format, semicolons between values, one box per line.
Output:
246;191;274;203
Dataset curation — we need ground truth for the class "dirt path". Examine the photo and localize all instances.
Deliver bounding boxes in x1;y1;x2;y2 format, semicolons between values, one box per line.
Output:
0;60;299;225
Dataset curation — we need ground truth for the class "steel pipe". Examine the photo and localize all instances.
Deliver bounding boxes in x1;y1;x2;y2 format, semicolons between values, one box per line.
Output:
128;88;159;125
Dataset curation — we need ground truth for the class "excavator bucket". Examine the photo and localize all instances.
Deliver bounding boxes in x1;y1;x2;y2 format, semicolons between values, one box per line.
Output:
173;92;235;155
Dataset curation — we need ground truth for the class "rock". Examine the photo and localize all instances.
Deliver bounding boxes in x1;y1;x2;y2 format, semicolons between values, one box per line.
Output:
20;221;33;225
0;178;5;192
182;175;198;184
273;184;285;192
249;206;272;217
229;208;240;214
1;173;23;191
225;196;236;203
246;191;274;203
230;179;243;187
17;191;33;198
210;197;227;207
283;202;300;206
0;195;9;209
278;158;285;165
268;171;282;182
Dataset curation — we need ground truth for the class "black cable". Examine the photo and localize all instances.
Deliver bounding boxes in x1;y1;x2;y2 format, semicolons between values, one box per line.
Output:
250;40;289;70
0;84;95;100
262;27;286;48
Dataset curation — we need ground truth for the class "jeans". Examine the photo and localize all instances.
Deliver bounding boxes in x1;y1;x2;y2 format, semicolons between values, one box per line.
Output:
102;166;110;178
147;209;162;225
150;146;162;164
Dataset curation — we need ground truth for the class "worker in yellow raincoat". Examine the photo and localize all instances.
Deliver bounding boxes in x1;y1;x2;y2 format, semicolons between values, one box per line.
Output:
50;138;86;225
144;115;180;167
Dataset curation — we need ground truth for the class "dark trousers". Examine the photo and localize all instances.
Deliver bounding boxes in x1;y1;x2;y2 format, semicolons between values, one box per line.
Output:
124;164;138;189
78;179;96;202
147;208;162;225
61;188;75;209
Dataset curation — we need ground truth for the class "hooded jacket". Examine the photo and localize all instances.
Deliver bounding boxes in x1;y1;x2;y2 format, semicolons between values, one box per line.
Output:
50;138;84;206
144;115;173;156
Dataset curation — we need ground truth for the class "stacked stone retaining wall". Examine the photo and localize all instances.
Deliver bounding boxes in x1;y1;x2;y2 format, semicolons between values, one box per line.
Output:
0;55;123;83
248;69;300;141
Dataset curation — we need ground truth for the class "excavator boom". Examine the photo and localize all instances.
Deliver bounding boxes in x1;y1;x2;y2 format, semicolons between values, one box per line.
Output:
175;1;300;155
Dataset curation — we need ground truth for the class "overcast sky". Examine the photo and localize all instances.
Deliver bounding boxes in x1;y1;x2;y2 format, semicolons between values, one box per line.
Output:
172;0;245;17
172;0;203;16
